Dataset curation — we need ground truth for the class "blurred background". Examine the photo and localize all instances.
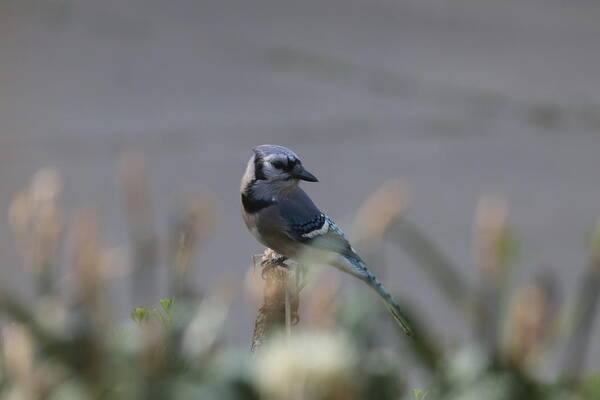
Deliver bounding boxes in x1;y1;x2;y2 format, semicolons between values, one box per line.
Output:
2;0;600;382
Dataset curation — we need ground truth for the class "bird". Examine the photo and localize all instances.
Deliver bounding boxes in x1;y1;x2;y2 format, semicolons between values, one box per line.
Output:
240;144;412;336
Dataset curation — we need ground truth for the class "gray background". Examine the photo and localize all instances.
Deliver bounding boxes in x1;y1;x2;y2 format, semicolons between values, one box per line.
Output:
1;0;600;372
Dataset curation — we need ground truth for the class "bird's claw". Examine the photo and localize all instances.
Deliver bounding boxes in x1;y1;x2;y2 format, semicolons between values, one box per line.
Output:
261;254;288;267
260;254;288;279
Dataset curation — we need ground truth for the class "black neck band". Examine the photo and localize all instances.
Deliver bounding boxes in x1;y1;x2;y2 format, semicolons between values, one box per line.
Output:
241;191;274;214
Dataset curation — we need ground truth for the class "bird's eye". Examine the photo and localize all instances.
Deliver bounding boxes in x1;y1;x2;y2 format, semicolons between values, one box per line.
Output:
272;160;285;169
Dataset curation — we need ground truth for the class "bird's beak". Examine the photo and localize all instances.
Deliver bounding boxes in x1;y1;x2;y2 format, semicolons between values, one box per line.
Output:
292;166;319;182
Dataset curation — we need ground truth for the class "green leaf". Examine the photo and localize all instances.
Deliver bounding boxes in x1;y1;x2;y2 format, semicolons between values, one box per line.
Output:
130;307;150;324
412;389;429;400
160;298;174;315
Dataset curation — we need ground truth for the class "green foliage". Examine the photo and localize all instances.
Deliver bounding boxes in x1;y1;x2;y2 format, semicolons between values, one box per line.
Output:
130;298;174;327
160;298;174;314
412;389;430;400
1;172;599;399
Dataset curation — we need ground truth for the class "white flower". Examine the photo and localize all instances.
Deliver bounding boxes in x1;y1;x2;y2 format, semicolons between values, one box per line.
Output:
255;331;357;399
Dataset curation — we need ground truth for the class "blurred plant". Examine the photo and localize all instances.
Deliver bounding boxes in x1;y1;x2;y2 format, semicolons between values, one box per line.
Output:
560;220;600;384
131;298;174;327
412;389;430;400
251;249;301;353
168;197;218;299
0;170;598;400
255;331;358;400
9;168;63;294
502;275;557;370
119;150;159;307
473;195;517;351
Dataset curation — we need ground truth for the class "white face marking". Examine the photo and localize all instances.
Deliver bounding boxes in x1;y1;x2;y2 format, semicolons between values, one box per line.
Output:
302;219;330;238
241;147;304;200
240;155;257;192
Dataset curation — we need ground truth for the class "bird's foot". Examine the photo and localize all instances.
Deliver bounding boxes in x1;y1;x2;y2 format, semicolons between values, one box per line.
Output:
260;250;288;279
260;254;288;267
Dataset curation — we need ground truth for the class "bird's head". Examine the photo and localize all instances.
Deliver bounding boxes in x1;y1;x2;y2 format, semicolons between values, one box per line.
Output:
241;145;318;194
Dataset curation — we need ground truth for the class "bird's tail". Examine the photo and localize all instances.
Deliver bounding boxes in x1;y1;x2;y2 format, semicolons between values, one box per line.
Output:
338;256;413;336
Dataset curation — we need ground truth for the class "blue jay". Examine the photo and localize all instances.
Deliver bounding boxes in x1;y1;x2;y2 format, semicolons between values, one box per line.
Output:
241;145;412;335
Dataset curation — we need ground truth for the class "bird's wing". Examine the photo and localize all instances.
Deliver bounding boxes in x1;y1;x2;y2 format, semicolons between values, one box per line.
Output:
279;188;358;259
278;189;413;336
